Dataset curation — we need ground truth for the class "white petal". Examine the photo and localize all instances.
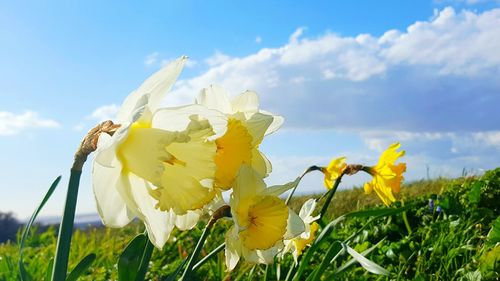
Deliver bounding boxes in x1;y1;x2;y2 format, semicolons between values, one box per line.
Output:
250;150;271;177
225;226;241;271
175;210;201;230
94;124;130;168
260;110;284;136
196;85;232;114
120;173;175;249
92;161;134;227
241;112;273;146
242;241;283;265
152;104;228;138
260;177;301;197
299;199;318;222
231;90;259;114
116;56;186;122
284;208;305;240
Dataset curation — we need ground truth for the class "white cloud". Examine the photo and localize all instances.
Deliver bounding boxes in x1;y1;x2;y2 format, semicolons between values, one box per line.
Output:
144;52;159;66
0;111;59;136
255;36;262;44
88;104;119;121
204;51;232;67
166;7;500;133
383;7;500;75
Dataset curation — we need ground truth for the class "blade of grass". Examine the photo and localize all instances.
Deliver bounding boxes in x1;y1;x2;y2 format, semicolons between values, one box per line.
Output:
179;222;212;280
45;258;54;281
18;176;61;281
66;253;96;281
192;243;225;271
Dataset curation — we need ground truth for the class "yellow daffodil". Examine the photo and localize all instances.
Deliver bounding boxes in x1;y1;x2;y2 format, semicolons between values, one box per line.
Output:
363;142;406;206
322;157;347;189
225;165;305;271
282;199;320;263
196;85;283;190
92;57;225;248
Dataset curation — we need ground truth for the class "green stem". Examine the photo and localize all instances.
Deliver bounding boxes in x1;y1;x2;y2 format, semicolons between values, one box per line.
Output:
285;166;321;205
318;173;344;225
180;222;213;280
401;200;412;235
192;243;225;271
51;169;82;281
264;264;271;281
135;237;154;281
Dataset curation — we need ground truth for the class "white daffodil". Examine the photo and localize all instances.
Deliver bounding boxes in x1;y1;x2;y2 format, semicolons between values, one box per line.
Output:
282;199;320;263
92;57;226;248
225;165;305;271
195;85;284;190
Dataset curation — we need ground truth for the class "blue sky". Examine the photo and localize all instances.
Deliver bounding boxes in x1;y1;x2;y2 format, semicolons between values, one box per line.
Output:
1;0;499;219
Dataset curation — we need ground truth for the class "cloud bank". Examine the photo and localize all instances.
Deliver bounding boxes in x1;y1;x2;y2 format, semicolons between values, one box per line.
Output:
164;7;499;182
0;111;59;136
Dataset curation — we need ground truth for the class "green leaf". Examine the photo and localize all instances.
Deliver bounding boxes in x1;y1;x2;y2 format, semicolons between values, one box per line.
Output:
344;244;389;275
487;216;500;244
308;241;342;281
468;181;482;204
118;234;148;281
18;176;61;281
292;206;408;281
66;253;96;281
335;238;386;275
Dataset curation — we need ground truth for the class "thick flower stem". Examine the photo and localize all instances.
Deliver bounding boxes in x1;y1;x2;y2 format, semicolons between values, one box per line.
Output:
192;243;225;270
285;166;322;205
51;120;119;281
401;200;413;235
180;205;230;280
318;173;344;226
180;223;212;281
51;169;81;281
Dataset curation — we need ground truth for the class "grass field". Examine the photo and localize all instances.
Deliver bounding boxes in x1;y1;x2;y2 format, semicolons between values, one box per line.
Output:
1;168;499;280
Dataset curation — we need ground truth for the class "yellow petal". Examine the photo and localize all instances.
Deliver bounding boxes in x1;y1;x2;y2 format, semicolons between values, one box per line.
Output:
215;118;253;189
323;157;347;189
239;195;289;250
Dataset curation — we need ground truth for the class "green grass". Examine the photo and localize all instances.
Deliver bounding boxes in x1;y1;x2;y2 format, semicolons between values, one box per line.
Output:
1;169;499;280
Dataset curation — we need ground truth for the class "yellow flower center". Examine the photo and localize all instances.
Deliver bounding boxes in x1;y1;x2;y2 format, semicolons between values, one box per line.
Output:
214;119;253;189
117;119;217;214
293;221;319;256
238;196;288;250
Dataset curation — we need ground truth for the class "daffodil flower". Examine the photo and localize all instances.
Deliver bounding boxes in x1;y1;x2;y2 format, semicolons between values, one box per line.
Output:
195;85;283;189
322;156;347;189
92;57;225;248
363;142;406;206
224;165;305;270
282;198;320;263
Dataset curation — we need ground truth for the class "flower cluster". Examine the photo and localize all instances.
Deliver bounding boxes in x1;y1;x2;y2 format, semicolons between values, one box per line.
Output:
320;143;406;206
92;57;304;269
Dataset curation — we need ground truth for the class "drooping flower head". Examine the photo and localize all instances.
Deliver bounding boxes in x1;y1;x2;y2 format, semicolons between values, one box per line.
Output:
196;85;283;190
283;199;320;263
93;57;225;248
363;142;406;206
225;165;304;271
322;157;347;189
